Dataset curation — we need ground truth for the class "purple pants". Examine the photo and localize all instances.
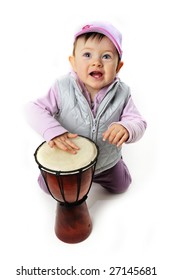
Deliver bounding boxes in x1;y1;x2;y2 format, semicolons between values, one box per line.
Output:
93;159;132;193
38;159;132;194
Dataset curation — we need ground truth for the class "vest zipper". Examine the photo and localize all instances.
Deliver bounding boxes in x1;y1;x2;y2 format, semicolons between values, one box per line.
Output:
91;88;119;140
92;119;97;133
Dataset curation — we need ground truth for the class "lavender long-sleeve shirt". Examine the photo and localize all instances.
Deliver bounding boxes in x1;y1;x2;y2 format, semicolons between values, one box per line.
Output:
26;73;147;143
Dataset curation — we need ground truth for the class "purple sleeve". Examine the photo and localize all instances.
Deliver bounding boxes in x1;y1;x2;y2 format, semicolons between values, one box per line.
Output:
116;96;147;143
25;81;68;141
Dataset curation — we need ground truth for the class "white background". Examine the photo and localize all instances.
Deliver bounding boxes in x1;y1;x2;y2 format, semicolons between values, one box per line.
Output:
0;0;173;279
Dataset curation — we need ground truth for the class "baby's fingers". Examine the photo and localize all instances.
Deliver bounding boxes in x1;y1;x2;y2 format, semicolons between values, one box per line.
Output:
102;130;111;141
48;140;55;148
55;140;78;154
114;134;128;147
67;133;78;139
65;138;80;151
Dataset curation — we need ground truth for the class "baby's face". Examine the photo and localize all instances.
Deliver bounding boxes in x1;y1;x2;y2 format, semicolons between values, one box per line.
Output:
69;35;122;95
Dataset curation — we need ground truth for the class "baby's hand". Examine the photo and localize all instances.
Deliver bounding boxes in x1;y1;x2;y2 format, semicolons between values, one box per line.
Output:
102;124;129;147
48;133;79;154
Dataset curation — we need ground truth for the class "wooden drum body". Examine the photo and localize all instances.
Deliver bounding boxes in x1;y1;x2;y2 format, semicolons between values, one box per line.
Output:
34;136;98;243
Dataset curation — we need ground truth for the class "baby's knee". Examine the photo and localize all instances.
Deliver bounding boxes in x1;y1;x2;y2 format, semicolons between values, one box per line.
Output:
38;174;50;194
103;177;132;194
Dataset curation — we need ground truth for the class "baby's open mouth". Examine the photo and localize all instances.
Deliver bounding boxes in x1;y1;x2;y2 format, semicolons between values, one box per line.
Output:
89;71;103;79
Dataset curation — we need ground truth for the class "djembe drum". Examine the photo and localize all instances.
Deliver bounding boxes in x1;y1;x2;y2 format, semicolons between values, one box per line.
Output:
34;136;98;243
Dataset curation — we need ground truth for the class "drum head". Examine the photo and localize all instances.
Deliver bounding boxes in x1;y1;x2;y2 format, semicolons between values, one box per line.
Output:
35;136;98;173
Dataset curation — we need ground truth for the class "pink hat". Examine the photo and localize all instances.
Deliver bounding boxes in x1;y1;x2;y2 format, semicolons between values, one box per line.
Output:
74;21;123;58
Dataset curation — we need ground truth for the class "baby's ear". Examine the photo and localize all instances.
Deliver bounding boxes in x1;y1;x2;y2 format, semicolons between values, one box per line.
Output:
69;56;76;71
116;61;124;73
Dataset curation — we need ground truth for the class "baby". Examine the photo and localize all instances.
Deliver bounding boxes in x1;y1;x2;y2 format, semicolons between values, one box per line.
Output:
26;21;147;194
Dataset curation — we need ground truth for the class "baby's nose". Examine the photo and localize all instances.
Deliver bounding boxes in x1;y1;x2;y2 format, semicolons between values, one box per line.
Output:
92;58;102;67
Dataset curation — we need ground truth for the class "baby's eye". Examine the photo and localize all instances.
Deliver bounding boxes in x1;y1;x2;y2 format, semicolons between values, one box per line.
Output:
103;54;111;59
83;52;91;58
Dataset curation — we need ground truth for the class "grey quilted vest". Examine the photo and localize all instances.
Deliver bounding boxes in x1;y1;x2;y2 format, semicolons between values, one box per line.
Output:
54;74;130;174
